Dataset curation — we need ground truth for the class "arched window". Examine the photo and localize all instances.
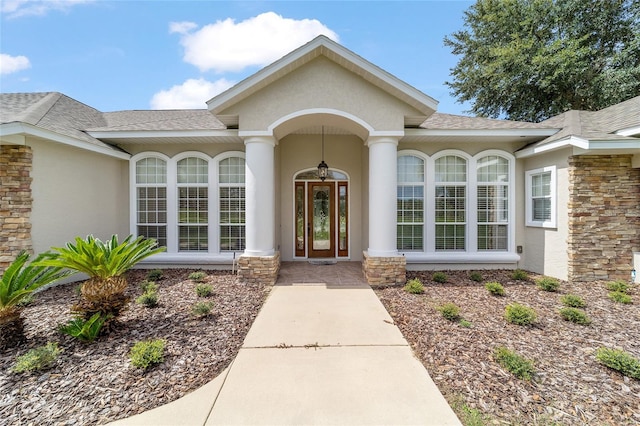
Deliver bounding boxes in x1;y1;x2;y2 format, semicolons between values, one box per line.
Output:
218;156;245;252
134;156;167;247
397;155;425;251
477;155;510;251
177;156;208;251
434;155;467;250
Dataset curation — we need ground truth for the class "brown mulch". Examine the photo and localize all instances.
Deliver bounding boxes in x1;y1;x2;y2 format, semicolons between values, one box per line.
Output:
375;270;640;426
0;269;269;426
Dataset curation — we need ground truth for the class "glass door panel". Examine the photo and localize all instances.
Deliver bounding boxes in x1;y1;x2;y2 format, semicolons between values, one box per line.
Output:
308;182;335;257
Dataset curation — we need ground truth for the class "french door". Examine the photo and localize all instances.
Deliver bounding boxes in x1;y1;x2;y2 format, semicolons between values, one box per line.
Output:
295;181;348;258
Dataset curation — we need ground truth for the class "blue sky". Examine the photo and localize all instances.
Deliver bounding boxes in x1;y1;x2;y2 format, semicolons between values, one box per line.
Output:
0;0;474;114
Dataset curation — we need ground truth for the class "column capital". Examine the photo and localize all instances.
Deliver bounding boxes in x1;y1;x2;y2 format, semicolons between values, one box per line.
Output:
239;133;277;147
365;135;399;147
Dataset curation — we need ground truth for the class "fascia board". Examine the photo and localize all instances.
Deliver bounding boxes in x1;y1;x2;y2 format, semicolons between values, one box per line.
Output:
406;128;558;138
616;126;640;137
0;122;130;160
515;135;639;158
88;129;240;140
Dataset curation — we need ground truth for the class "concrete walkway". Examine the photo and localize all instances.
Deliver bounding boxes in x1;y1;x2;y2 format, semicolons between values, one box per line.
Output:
110;263;461;425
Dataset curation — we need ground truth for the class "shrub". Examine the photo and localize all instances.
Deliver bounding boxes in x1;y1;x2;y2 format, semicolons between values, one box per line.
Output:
511;269;529;281
485;282;505;296
192;301;214;317
536;276;560;292
403;279;424;294
59;312;109;342
505;303;537;326
196;284;213;298
608;291;632;304
129;339;166;370
136;290;159;308
493;346;535;380
146;269;163;281
561;294;586;308
432;272;448;283
436;302;460;321
12;342;61;373
559;307;591;325
139;280;158;293
595;347;640;379
469;271;483;282
606;280;631;294
189;271;207;282
459;319;473;328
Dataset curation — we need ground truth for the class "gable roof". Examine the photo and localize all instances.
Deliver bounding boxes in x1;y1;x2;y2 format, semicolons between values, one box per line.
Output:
206;35;439;127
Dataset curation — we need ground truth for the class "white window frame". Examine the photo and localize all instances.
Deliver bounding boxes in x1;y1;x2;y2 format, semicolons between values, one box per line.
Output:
397;151;426;252
433;151;470;252
525;166;557;228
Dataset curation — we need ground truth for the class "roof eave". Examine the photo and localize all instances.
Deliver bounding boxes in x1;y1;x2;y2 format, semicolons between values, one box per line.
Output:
515;135;640;158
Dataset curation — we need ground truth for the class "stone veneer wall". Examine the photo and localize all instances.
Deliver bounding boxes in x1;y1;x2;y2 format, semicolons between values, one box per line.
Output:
0;145;33;272
362;251;406;286
568;155;640;282
237;252;281;285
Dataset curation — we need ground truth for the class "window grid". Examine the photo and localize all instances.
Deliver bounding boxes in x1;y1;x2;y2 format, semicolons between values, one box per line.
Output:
435;156;467;251
177;157;209;252
531;172;552;221
397;155;425;251
219;157;246;252
477;154;510;251
135;158;167;247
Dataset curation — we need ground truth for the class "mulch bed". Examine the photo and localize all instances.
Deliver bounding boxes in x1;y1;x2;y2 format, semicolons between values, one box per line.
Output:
375;270;640;425
0;269;269;426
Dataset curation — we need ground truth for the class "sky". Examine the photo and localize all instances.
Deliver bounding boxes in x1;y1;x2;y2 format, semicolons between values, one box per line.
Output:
0;0;474;115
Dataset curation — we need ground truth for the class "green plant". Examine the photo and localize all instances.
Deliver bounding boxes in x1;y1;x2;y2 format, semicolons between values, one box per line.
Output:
403;278;424;294
606;280;631;294
59;312;109;342
559;307;591;325
459;319;473;328
505;303;537;326
146;269;163;281
36;235;164;318
189;271;207;282
493;346;535;380
139;280;158;293
608;291;632;304
12;342;61;373
485;281;505;296
561;294;586;308
469;271;483;282
432;272;448;283
196;284;213;297
536;276;560;292
595;347;640;379
511;269;529;281
436;302;460;321
129;339;166;370
191;301;214;317
1;251;73;349
136;290;159;308
16;293;36;307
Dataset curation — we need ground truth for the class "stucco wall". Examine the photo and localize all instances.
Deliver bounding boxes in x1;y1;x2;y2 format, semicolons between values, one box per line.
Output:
119;143;245;158
521;149;571;280
278;134;364;261
224;57;422;132
29;138;129;254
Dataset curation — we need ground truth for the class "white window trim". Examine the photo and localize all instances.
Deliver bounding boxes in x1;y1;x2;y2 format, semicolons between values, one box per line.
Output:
397;149;516;259
525;166;557;228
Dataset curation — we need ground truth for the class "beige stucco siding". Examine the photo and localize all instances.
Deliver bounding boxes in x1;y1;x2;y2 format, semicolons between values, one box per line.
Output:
278;134;365;261
119;143;245;158
223;57;423;132
520;148;571;280
29;138;129;253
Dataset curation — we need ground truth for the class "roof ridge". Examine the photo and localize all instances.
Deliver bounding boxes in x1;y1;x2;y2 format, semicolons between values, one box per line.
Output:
20;92;62;125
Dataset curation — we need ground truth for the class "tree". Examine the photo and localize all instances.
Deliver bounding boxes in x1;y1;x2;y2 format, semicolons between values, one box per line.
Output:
444;0;640;122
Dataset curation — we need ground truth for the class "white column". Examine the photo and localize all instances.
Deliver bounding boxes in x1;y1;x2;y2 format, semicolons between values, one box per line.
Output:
367;136;399;257
243;135;276;256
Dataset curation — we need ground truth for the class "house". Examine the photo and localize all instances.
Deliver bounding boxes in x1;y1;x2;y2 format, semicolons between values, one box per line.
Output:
1;36;639;285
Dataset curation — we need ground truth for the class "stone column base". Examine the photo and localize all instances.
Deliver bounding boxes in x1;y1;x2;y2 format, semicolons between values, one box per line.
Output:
237;252;280;286
362;251;406;286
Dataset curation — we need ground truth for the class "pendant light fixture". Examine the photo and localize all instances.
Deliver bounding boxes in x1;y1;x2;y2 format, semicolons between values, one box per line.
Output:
317;125;329;181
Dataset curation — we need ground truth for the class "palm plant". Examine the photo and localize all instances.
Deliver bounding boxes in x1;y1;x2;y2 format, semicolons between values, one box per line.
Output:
37;235;164;318
1;251;73;349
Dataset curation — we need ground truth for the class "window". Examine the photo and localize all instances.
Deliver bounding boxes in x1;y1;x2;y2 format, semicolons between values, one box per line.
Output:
177;157;208;251
477;155;510;251
526;166;556;228
219;156;245;252
435;155;467;250
135;157;167;247
397;155;424;251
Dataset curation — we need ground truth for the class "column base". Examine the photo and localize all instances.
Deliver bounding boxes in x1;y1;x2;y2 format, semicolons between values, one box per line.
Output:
362;251;406;287
237;252;280;286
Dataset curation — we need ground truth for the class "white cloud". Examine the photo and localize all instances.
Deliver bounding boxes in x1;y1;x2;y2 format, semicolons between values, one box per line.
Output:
0;53;31;75
174;12;339;73
150;78;235;109
1;0;94;18
169;21;198;35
